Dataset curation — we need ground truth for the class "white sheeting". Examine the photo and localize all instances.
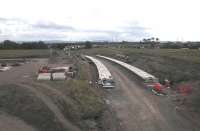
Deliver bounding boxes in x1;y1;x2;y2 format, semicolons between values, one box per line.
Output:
97;55;157;81
37;73;51;80
51;66;69;72
52;72;66;80
85;55;112;80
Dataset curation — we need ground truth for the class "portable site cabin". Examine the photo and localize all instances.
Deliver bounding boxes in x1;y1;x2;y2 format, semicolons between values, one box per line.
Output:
85;55;114;88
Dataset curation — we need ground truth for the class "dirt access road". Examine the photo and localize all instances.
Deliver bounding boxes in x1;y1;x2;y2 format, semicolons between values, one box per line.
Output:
0;59;48;85
100;59;200;131
0;59;47;131
0;112;37;131
0;58;80;131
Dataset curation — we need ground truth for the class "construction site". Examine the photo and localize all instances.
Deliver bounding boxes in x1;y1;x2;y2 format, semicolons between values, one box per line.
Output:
1;0;200;130
0;47;199;131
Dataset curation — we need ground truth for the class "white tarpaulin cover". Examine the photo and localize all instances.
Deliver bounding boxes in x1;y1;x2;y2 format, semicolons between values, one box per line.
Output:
97;55;157;81
37;73;51;80
52;72;66;80
51;66;69;72
85;55;112;80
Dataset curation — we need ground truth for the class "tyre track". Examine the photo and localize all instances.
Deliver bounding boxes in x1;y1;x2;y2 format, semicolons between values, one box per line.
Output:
100;58;198;131
18;83;80;131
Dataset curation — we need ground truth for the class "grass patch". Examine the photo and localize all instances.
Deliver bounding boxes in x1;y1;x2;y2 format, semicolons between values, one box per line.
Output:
79;48;200;84
66;79;105;119
0;49;50;59
79;48;200;116
0;84;66;131
38;55;105;130
40;79;105;130
42;76;104;120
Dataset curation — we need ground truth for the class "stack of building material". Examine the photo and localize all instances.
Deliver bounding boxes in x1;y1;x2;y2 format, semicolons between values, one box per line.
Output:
97;55;158;82
37;66;69;81
37;73;51;80
38;66;50;73
85;55;115;88
51;66;69;73
52;66;69;71
52;72;66;80
85;56;112;80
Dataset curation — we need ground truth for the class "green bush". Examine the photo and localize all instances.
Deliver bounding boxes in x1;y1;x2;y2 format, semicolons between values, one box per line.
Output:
66;80;105;119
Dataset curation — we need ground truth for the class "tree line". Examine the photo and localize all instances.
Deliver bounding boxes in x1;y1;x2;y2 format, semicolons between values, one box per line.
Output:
1;39;200;50
0;40;48;49
0;40;92;50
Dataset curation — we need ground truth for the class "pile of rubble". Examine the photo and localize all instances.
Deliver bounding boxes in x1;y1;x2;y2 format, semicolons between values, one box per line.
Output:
0;59;25;72
0;63;13;72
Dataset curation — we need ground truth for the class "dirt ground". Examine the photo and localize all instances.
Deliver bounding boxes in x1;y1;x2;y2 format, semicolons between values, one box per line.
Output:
0;58;48;85
0;111;37;131
0;56;112;131
1;51;199;131
0;58;81;131
98;58;200;131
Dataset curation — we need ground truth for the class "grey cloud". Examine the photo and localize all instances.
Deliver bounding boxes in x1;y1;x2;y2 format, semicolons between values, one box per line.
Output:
33;22;75;31
0;17;14;24
0;18;150;41
15;31;67;41
83;24;149;36
0;17;8;22
114;25;151;41
121;26;147;31
119;25;150;36
0;19;71;41
83;33;113;41
0;17;25;23
84;30;118;35
81;24;150;41
0;34;14;41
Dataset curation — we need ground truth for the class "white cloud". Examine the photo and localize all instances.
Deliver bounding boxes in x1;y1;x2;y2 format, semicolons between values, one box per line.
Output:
0;0;200;41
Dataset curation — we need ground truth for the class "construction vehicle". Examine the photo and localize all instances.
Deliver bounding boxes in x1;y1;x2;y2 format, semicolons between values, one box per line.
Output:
98;78;115;88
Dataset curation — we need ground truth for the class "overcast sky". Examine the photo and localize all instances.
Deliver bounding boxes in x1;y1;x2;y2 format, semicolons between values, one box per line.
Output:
0;0;199;41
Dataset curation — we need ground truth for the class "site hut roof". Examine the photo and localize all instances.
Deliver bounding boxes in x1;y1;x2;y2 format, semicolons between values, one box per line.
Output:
96;55;157;81
85;55;112;80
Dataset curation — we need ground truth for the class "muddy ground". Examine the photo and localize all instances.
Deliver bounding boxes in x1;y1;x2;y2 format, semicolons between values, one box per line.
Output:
98;57;200;131
0;57;82;131
0;49;199;131
0;54;121;131
80;48;200;126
